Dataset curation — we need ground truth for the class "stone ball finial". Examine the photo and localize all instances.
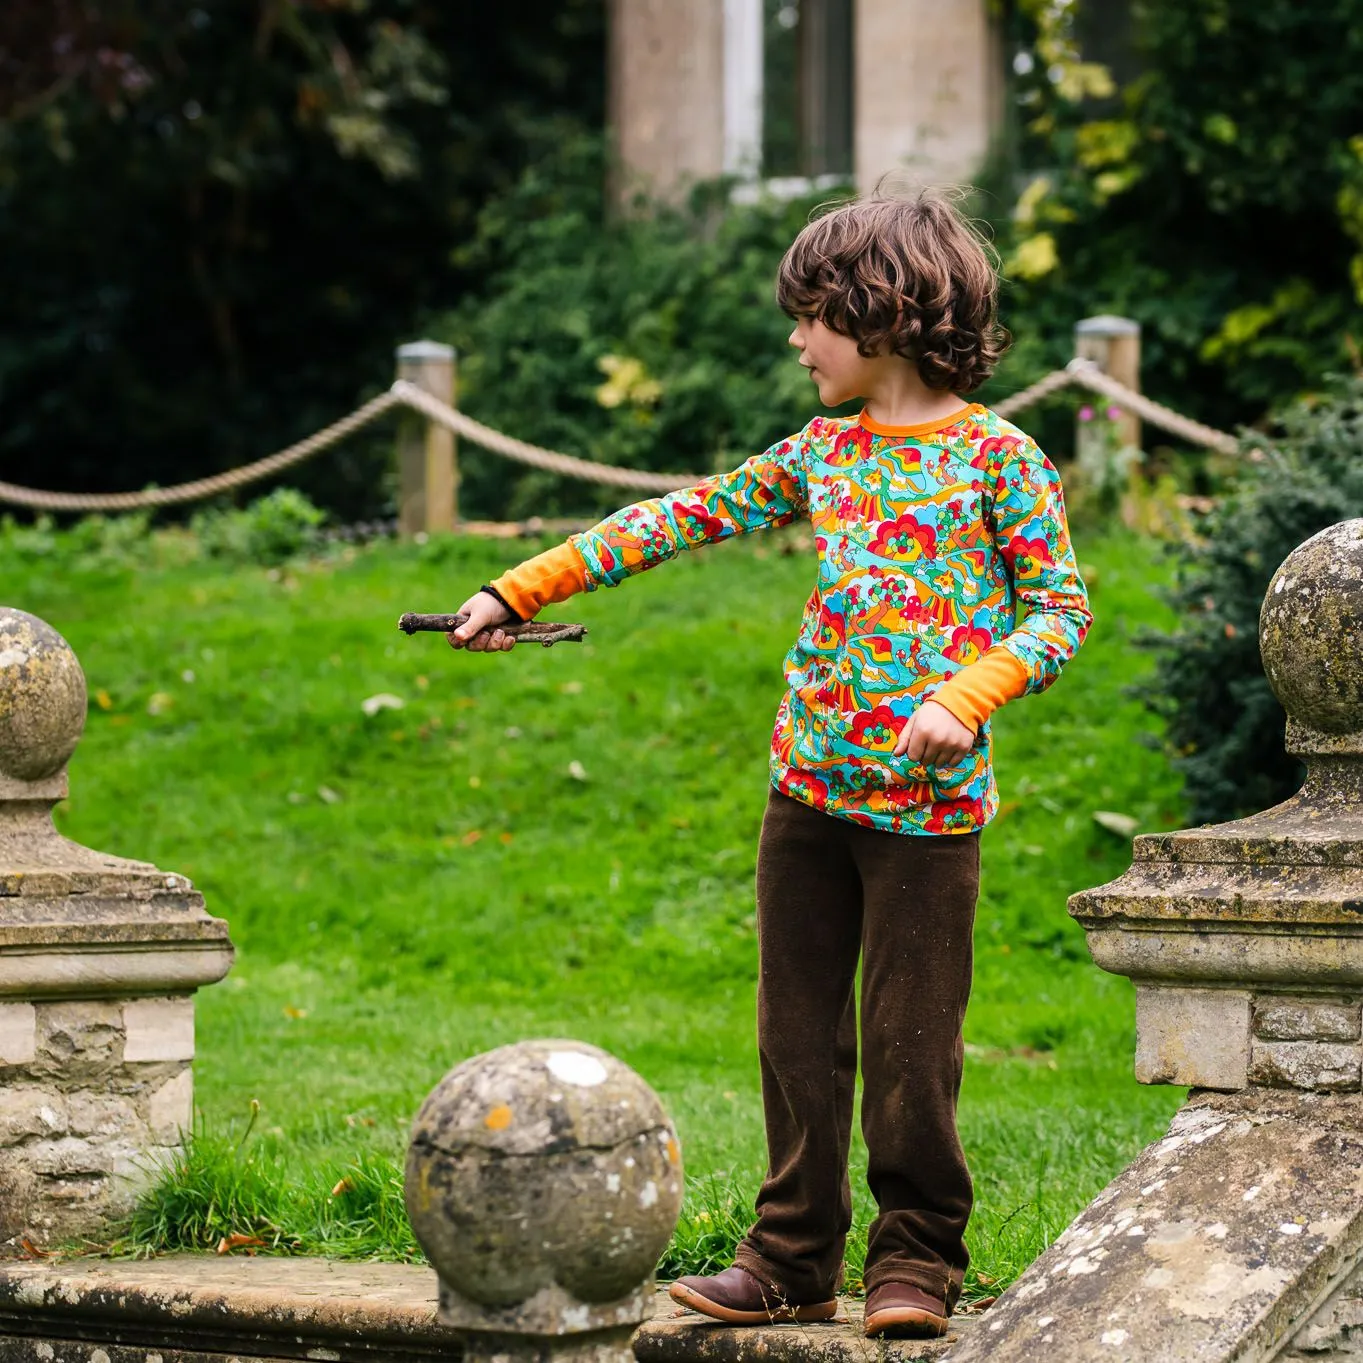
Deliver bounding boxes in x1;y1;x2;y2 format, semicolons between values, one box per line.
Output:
404;1039;683;1330
0;608;87;783
1259;520;1363;739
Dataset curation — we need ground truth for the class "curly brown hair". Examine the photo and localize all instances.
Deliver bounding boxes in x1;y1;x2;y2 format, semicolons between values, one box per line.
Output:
775;190;1009;393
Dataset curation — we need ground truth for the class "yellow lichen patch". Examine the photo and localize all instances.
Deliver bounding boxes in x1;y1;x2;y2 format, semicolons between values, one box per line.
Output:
484;1104;513;1131
666;1137;680;1165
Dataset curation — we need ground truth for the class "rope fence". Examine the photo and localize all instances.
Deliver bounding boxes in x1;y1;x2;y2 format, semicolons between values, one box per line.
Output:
0;348;1239;518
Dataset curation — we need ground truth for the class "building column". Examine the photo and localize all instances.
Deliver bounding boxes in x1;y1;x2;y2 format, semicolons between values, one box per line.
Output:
608;0;727;202
853;0;1002;192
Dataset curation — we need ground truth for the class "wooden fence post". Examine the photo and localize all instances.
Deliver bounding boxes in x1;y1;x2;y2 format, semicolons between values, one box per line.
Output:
395;340;457;536
1073;315;1141;457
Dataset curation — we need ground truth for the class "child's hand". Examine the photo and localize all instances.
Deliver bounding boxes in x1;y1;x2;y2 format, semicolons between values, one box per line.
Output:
445;592;516;653
894;700;974;767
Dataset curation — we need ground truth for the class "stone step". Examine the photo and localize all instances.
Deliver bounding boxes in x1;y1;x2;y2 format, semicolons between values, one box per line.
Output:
0;1258;977;1363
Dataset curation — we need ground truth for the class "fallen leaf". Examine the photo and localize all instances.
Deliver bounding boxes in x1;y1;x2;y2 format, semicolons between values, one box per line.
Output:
330;1178;353;1197
959;1295;998;1314
1093;810;1139;838
461;830;483;846
283;1005;308;1020
317;785;342;804
498;832;514;845
94;689;113;711
361;693;404;717
559;680;583;695
19;1237;52;1259
416;675;429;691
216;1234;265;1255
146;692;174;715
567;760;589;782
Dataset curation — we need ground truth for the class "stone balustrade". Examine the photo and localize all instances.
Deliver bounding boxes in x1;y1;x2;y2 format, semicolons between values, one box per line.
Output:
0;607;234;1249
405;1038;684;1363
948;518;1363;1363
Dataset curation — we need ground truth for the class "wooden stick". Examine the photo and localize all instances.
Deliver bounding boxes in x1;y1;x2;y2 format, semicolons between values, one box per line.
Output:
397;612;588;646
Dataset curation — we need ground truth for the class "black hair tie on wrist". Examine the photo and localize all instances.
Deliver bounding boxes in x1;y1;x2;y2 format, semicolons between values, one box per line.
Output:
478;584;524;623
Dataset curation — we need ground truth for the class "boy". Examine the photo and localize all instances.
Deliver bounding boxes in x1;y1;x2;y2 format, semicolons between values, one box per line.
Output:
447;192;1092;1339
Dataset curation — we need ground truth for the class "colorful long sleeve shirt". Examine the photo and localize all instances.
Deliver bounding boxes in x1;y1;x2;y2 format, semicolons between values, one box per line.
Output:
492;404;1092;836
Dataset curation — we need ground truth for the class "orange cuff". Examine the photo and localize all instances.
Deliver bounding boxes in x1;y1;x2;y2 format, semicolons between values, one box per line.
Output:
490;541;589;620
928;646;1029;734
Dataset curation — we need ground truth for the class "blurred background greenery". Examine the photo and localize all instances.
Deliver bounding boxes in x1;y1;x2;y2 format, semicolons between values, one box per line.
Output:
3;0;1361;520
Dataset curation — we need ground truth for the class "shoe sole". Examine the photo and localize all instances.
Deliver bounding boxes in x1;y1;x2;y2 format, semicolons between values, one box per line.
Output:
668;1281;838;1325
863;1306;950;1339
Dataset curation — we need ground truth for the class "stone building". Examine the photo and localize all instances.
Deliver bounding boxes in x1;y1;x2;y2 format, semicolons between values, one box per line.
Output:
609;0;1003;200
609;0;1135;201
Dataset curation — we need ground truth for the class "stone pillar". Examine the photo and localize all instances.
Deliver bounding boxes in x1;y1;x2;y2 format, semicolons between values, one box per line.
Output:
853;0;1003;192
609;0;726;202
404;1039;683;1363
0;609;233;1251
947;520;1363;1362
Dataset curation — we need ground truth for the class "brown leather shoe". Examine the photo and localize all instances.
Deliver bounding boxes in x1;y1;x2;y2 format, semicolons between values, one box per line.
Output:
862;1282;950;1338
668;1265;838;1325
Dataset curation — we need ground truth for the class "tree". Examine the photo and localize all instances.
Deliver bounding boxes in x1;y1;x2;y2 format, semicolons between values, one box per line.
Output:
0;0;604;517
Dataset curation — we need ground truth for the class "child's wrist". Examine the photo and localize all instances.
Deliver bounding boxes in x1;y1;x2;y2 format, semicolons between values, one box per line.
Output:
478;585;523;623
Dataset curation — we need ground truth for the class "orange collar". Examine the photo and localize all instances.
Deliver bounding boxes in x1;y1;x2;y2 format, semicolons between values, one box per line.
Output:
857;404;979;438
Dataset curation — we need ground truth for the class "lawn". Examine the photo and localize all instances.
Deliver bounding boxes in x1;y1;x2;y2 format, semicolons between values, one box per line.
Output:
6;520;1186;1294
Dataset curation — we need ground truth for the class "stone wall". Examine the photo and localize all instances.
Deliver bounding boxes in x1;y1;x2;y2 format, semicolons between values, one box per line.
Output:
1283;1261;1363;1359
1252;997;1363;1092
0;998;194;1245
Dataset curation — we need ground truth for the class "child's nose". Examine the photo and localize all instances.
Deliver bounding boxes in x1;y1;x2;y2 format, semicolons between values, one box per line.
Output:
788;326;802;348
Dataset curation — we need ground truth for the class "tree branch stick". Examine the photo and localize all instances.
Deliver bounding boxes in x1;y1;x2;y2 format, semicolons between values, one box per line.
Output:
397;613;587;646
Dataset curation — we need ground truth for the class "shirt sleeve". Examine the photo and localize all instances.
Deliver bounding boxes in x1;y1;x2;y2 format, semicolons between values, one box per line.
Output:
985;435;1093;696
568;428;810;590
929;646;1029;734
489;542;590;620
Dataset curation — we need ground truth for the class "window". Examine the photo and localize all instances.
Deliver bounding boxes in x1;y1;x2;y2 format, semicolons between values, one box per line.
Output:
761;0;853;180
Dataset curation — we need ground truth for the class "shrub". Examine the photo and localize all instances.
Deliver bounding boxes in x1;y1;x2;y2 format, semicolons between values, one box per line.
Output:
1132;377;1363;825
0;510;161;573
431;138;853;521
991;0;1363;442
189;488;327;566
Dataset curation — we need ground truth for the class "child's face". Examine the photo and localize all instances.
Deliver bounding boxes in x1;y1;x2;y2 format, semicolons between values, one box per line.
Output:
788;315;881;407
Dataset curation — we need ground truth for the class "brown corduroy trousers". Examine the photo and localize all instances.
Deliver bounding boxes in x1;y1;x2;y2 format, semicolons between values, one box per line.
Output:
731;789;981;1310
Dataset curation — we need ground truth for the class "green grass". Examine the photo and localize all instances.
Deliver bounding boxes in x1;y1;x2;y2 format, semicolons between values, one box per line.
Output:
7;522;1186;1294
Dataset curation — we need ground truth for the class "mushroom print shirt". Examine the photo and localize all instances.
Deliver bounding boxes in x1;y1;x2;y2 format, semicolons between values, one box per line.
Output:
494;404;1092;836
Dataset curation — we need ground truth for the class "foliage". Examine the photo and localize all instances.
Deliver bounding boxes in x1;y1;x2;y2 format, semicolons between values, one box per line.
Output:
13;524;1184;1285
190;487;327;565
988;0;1363;439
0;509;160;572
0;1;604;519
1131;378;1363;825
0;488;329;571
433;138;850;520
